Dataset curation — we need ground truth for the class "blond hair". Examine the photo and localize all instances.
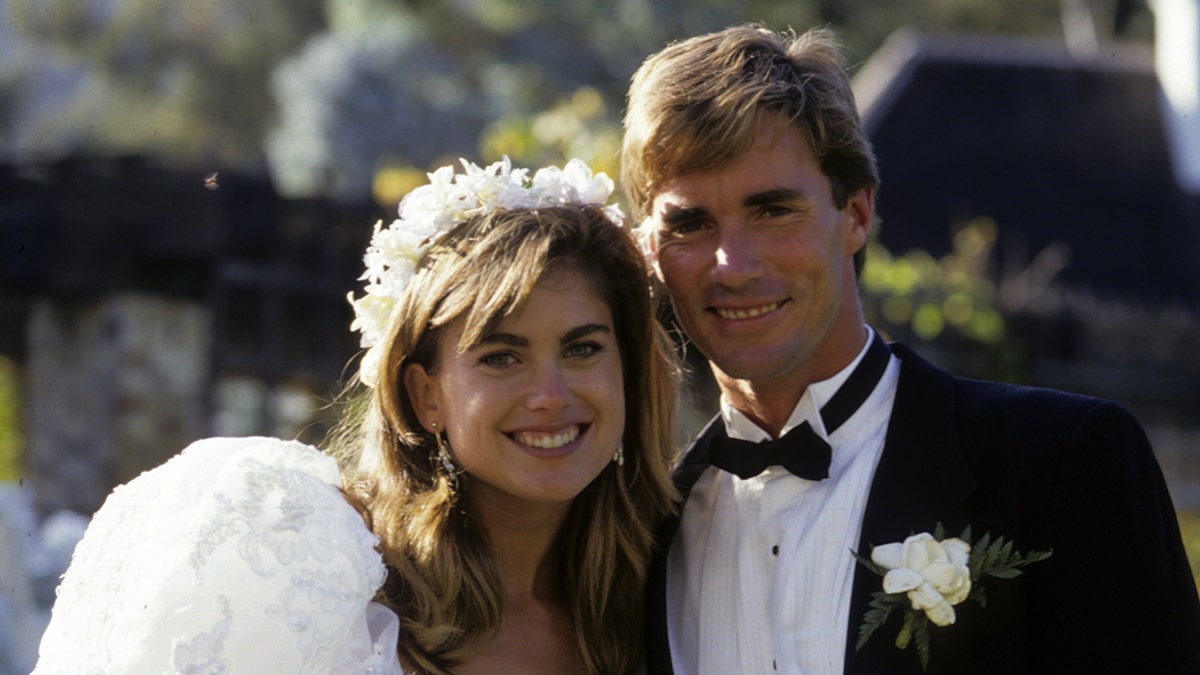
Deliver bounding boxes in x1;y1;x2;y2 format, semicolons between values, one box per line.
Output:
331;204;678;673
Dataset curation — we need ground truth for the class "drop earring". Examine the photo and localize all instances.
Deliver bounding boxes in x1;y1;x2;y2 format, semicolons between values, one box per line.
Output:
432;422;460;492
613;441;625;467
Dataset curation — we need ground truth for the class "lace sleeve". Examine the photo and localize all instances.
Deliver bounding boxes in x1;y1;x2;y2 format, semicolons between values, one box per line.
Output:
33;436;405;674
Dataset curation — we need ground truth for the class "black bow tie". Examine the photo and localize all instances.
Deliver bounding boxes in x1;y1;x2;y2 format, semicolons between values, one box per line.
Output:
709;421;831;480
707;334;891;481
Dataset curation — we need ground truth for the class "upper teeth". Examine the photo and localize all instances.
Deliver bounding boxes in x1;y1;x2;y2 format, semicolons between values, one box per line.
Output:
514;426;581;449
715;302;780;320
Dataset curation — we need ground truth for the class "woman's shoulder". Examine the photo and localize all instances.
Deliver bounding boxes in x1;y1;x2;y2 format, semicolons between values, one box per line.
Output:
35;436;405;674
147;435;343;490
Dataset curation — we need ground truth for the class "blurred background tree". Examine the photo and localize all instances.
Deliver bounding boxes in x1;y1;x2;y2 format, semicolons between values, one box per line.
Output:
5;0;327;165
3;0;1150;199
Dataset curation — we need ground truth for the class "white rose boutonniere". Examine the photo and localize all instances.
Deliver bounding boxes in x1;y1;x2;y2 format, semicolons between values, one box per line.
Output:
874;532;972;627
852;524;1052;670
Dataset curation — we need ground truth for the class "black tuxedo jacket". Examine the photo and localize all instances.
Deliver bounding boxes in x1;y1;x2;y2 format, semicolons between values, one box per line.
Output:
645;342;1200;673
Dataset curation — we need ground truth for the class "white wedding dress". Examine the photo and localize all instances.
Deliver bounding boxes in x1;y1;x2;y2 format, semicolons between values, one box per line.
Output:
33;436;408;674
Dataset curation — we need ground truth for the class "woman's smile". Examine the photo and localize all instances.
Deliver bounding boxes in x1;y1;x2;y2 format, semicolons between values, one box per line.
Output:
509;423;587;452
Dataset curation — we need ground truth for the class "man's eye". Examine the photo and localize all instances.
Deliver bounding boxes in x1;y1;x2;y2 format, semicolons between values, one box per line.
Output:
663;220;704;237
762;205;793;218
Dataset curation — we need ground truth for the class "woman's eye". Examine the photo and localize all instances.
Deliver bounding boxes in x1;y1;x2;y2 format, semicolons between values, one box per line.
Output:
479;352;517;367
564;342;602;359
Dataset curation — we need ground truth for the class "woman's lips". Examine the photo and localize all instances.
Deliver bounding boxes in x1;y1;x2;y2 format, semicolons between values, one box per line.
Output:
509;424;585;450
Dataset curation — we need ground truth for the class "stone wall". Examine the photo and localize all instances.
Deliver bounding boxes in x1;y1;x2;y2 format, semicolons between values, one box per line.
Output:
24;294;209;516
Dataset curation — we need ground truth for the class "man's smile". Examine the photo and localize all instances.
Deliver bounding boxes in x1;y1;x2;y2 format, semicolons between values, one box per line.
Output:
711;300;785;321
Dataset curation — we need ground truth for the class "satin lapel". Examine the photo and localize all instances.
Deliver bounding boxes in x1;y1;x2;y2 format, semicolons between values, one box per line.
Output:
843;343;979;675
645;417;724;675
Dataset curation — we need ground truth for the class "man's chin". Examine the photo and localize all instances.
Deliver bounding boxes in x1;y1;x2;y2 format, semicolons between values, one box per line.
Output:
709;351;801;385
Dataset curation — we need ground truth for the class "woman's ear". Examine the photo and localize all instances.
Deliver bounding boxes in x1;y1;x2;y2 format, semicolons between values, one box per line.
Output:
403;363;441;433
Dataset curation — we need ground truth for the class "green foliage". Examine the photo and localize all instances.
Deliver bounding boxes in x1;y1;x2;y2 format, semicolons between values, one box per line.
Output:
0;356;23;482
834;0;1069;59
856;588;900;649
965;531;1054;607
862;218;1007;346
479;87;621;181
371;85;623;209
7;0;327;165
1178;510;1200;595
909;612;932;669
6;0;1141;186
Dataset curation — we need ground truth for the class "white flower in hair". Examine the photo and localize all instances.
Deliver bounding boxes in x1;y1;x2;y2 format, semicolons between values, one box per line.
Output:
348;156;624;387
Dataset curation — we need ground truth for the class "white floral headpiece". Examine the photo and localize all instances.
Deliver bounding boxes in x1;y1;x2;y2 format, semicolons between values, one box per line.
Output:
348;156;626;387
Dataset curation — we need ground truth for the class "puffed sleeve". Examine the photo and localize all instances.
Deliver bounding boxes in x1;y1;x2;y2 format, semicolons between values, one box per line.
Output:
34;436;405;674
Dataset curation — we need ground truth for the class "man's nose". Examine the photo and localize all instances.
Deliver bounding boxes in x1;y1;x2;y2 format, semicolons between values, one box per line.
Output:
711;222;765;288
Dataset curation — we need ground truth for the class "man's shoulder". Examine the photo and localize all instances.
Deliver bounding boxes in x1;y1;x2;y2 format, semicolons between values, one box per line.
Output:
891;341;1145;461
891;340;1129;423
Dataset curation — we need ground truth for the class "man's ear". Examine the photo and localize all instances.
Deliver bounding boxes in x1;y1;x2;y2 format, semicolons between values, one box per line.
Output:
403;363;441;433
642;216;664;280
842;186;875;256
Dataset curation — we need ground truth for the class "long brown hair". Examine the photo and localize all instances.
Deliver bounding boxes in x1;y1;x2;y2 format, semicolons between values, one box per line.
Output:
330;204;678;673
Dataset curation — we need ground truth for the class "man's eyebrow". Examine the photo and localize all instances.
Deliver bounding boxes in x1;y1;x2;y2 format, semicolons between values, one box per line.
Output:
657;188;811;226
658;204;708;227
744;188;809;208
561;324;611;344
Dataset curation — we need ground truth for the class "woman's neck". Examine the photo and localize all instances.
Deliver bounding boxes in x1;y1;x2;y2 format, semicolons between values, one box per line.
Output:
468;485;572;601
453;490;586;675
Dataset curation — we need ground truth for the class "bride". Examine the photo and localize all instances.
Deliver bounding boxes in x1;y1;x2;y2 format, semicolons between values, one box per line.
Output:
34;158;679;674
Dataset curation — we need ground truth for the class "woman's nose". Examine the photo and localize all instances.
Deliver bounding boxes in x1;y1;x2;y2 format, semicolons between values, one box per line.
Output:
524;363;570;411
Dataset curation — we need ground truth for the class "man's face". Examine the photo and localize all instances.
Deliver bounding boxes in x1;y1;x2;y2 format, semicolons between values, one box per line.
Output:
648;113;873;389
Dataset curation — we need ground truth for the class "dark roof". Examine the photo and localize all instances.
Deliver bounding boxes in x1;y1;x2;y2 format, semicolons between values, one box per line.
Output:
0;155;277;297
855;31;1200;307
0;155;384;299
0;155;385;379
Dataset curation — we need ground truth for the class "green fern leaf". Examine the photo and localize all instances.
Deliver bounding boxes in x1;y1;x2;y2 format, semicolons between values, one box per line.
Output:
914;616;932;670
856;599;898;650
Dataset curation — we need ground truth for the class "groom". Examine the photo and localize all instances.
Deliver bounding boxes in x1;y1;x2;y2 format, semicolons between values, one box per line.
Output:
621;24;1200;673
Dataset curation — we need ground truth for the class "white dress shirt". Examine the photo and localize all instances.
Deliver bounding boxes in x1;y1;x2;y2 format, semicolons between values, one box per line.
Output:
667;329;900;675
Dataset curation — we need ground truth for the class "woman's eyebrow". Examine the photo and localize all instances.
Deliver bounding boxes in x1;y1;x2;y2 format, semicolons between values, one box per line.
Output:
473;324;610;349
475;332;528;348
560;324;611;345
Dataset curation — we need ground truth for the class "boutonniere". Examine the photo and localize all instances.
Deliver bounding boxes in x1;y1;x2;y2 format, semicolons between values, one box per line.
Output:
851;524;1052;670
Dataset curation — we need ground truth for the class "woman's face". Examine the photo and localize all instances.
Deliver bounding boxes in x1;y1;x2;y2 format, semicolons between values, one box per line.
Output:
405;268;625;510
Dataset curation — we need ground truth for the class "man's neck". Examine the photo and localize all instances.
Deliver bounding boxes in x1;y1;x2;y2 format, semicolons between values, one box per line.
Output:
714;325;870;438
